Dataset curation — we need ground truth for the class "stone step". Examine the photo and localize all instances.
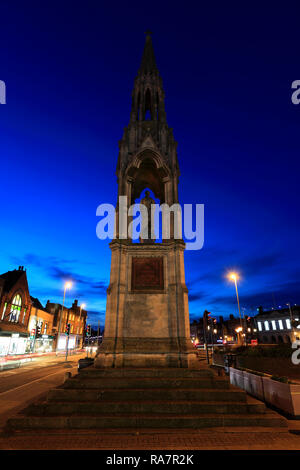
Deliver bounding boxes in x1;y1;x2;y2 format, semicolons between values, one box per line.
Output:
78;367;214;378
47;387;247;403
6;411;287;431
62;377;229;390
24;400;266;416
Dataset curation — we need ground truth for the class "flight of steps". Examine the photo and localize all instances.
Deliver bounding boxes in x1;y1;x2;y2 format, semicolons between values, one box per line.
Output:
5;366;287;431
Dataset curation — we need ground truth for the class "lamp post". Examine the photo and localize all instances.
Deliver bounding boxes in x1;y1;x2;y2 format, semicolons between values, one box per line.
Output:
242;307;248;343
77;303;85;349
228;272;244;345
56;281;72;355
287;303;295;343
235;326;243;345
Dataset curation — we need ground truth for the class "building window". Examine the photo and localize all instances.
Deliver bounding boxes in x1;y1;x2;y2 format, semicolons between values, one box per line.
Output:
258;321;262;331
44;323;47;334
9;295;22;322
271;320;277;330
278;320;284;330
286;319;291;330
22;308;27;323
1;302;7;321
264;321;270;331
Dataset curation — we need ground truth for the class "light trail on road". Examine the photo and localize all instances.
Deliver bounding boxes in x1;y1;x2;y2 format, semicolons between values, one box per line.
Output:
0;364;78;396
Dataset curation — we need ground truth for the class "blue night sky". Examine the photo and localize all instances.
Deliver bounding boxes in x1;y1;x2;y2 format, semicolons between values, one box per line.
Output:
0;2;300;327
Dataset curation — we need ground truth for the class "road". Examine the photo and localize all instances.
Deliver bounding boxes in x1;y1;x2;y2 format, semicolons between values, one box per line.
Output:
0;351;88;428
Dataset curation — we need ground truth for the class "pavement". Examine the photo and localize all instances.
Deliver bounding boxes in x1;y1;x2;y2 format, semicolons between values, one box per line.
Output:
1;399;300;450
0;352;300;450
1;427;300;450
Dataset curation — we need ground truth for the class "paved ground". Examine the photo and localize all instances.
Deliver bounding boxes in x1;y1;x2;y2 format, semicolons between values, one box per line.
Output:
1;353;300;450
1;427;300;450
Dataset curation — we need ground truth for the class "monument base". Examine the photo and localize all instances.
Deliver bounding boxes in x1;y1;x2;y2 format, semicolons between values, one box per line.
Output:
97;239;197;369
95;337;199;368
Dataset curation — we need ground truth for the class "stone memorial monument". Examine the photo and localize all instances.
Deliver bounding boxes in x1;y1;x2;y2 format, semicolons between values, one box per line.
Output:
95;32;199;368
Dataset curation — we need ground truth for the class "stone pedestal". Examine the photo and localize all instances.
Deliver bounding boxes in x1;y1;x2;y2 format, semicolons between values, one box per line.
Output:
95;239;199;368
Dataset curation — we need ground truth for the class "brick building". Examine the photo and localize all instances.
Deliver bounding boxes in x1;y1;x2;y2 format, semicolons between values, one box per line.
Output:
27;297;55;353
0;266;32;356
46;299;87;351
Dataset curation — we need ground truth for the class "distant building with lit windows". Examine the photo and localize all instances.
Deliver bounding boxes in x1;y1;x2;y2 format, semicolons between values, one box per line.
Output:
190;314;257;345
254;305;300;344
0;267;32;356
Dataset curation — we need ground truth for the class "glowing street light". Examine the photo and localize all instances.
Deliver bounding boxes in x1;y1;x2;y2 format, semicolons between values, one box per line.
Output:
56;281;72;355
228;272;244;345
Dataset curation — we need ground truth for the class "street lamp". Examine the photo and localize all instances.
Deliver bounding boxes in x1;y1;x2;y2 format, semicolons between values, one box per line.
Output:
235;326;243;345
56;281;72;355
228;272;245;344
77;303;86;349
287;303;295;343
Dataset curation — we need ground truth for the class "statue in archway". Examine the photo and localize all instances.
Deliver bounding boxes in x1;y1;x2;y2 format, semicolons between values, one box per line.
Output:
140;190;156;243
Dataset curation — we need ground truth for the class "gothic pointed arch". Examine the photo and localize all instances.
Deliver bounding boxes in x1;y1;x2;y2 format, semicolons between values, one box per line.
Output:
126;150;170;204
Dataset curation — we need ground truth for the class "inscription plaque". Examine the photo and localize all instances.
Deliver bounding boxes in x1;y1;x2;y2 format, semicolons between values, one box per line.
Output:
131;257;164;291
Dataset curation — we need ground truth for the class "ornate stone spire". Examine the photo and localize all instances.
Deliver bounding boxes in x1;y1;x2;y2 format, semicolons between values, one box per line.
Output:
117;33;179;178
138;31;158;75
129;31;166;124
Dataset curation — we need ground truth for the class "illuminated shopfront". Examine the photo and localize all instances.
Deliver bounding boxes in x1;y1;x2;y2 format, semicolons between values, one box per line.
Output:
57;333;76;351
26;334;54;353
0;332;28;356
